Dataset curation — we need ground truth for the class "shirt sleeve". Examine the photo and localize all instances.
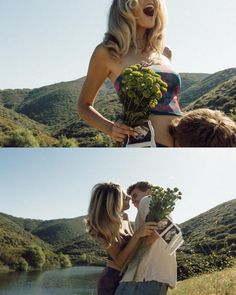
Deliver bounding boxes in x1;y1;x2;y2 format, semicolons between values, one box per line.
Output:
138;196;151;220
134;196;151;231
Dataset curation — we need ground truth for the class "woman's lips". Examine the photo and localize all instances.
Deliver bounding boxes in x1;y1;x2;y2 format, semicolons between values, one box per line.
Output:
143;5;155;17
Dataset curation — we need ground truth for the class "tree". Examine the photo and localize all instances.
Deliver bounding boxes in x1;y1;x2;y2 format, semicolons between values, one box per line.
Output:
6;129;39;147
23;246;46;269
58;253;72;268
57;135;78;147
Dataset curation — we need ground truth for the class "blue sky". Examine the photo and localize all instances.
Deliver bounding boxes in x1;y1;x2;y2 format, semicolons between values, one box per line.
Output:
0;149;235;224
0;0;235;89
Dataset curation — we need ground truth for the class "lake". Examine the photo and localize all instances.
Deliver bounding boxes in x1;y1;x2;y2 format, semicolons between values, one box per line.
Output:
0;266;103;295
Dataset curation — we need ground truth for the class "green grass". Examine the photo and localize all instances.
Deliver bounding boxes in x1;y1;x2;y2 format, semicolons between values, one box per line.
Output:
168;265;236;295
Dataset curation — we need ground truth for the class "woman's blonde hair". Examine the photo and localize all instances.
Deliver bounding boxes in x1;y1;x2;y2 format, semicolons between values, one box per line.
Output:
86;182;124;248
103;0;167;58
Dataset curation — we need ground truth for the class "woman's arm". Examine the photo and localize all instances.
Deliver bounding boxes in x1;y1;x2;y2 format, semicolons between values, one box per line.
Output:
107;222;158;269
77;45;135;142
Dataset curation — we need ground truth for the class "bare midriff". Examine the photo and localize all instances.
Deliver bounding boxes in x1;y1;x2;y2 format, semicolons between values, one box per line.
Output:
149;114;177;147
106;260;121;271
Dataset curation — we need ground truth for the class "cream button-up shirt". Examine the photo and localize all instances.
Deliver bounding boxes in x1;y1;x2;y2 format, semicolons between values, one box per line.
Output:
121;196;177;288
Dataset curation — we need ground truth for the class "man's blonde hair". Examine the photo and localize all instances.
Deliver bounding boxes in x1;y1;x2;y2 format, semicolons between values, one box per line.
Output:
169;109;236;147
103;0;167;59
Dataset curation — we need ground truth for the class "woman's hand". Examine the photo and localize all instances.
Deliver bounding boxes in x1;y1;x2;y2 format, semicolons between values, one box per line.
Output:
134;222;158;238
111;120;136;143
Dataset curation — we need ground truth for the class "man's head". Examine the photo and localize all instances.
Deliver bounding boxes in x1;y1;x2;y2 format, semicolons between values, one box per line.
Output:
127;181;152;208
169;108;236;147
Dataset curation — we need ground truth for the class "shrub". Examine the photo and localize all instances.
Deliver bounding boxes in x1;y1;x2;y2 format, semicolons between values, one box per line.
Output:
13;258;29;272
23;245;46;269
5;129;39;147
57;135;78;147
58;253;72;268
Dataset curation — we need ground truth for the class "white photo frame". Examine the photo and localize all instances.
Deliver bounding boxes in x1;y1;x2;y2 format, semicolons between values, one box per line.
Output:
155;217;184;255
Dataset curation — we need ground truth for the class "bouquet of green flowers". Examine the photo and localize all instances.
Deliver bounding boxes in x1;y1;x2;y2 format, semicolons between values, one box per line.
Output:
116;64;167;147
121;185;182;279
146;186;182;222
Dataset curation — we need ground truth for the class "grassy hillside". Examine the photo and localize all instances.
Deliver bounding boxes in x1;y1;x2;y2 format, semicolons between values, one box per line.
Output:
0;105;58;147
57;233;107;265
15;73;208;128
17;80;85;126
1;68;235;146
32;216;87;246
0;213;62;272
0;89;30;110
180;68;236;108
0;199;235;276
0;213;43;232
177;199;236;279
16;78;121;127
179;73;210;94
180;199;236;250
185;75;236;118
168;265;236;295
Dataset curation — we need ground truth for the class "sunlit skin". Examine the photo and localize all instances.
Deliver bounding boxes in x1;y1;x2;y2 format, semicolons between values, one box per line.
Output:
78;0;175;146
129;187;151;208
128;187;159;245
106;188;157;270
122;193;131;211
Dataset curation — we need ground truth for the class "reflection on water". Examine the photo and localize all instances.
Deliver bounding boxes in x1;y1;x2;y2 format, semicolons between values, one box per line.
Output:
0;266;103;295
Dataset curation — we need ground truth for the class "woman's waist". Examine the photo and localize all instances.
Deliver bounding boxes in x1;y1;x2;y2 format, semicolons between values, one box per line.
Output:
149;114;182;124
106;260;121;271
149;114;180;147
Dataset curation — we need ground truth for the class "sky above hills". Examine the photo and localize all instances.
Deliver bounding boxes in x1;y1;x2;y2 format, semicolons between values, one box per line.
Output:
0;149;235;224
0;0;235;89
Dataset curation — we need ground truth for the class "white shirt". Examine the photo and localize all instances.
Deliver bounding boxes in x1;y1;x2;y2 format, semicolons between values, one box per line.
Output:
121;196;177;288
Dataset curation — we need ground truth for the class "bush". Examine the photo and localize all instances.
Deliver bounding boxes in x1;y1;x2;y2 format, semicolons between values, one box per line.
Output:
58;253;72;268
13;258;29;272
5;129;39;147
177;252;235;280
23;245;46;269
57;135;78;147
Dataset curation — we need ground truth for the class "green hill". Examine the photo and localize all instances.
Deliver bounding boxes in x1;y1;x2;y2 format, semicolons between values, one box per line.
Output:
0;89;30;110
177;199;236;280
0;199;235;276
168;265;236;295
0;213;61;272
180;199;236;254
179;73;210;94
0;105;58;147
16;78;120;127
0;212;43;232
0;68;235;146
32;216;87;246
16;80;85;126
180;68;236;108
185;75;236;117
57;233;107;265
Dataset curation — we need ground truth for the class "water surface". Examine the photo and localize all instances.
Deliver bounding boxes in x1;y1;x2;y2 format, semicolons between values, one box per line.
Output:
0;266;103;295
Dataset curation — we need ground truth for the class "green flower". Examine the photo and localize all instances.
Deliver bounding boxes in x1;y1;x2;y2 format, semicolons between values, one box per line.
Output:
118;63;168;127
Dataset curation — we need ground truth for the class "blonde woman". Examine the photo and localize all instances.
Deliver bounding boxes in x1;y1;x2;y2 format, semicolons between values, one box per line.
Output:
86;182;158;295
78;0;182;147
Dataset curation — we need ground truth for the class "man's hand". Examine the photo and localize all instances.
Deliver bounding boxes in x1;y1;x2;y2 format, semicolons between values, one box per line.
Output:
145;231;159;246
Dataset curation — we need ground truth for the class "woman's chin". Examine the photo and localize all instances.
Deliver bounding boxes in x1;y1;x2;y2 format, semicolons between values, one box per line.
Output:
138;21;155;30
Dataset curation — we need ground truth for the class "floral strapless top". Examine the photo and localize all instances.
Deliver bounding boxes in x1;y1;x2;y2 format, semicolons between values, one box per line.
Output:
114;63;182;116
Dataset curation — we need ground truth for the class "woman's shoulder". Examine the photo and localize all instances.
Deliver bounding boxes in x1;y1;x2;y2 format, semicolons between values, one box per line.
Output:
92;43;114;63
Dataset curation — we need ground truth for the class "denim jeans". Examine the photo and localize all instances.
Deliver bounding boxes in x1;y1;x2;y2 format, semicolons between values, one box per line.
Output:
114;281;169;295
